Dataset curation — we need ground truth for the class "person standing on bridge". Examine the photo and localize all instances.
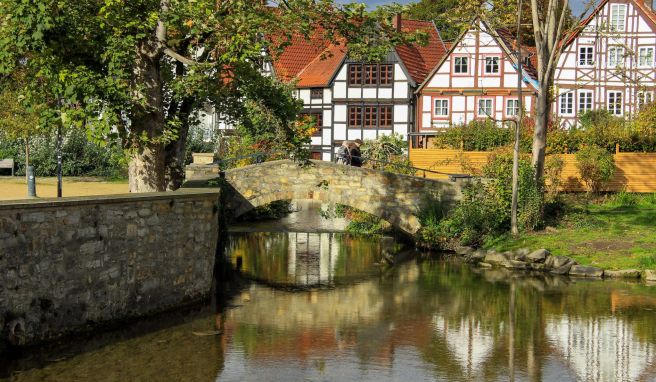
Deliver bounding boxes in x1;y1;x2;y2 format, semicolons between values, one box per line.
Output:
336;141;352;165
350;139;363;167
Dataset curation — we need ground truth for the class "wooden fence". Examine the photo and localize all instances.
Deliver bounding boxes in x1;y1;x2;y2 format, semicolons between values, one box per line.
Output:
409;148;656;192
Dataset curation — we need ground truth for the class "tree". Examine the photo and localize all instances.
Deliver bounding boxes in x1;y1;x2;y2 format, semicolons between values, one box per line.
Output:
0;0;423;192
403;0;464;41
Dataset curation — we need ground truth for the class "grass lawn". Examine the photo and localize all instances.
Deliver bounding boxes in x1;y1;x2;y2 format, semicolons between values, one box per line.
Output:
485;193;656;271
0;176;128;200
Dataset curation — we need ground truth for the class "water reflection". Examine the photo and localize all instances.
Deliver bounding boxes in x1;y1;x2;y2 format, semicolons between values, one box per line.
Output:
4;234;656;382
227;231;395;287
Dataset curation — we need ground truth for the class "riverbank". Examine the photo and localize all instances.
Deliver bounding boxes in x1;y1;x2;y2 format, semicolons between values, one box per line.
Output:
484;193;656;272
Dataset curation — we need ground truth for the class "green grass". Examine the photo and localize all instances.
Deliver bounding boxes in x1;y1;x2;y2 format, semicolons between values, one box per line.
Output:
485;193;656;271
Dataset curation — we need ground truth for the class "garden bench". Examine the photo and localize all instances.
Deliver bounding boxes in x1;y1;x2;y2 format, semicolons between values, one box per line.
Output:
0;158;15;176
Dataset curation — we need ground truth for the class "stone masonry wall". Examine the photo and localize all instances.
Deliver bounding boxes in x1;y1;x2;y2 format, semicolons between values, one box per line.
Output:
0;190;220;346
186;160;467;234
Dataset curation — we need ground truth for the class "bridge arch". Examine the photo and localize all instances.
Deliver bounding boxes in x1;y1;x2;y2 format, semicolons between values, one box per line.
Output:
187;160;465;234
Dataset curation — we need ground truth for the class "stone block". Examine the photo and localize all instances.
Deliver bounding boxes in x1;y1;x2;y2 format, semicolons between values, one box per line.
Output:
605;269;641;278
550;263;573;275
525;249;549;263
484;251;510;265
503;260;528;270
643;270;656;281
569;265;604;278
546;255;574;269
80;241;103;256
137;208;152;217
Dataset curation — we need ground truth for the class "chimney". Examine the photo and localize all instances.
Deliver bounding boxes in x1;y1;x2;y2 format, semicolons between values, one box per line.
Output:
392;13;402;32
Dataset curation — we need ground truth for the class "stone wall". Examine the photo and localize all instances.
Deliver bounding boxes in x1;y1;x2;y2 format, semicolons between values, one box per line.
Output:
0;189;220;346
186;159;468;234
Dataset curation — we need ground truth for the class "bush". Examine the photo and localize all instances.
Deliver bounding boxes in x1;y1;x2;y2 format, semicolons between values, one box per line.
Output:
0;129;127;178
361;133;415;175
420;149;543;247
575;145;615;193
543;155;565;199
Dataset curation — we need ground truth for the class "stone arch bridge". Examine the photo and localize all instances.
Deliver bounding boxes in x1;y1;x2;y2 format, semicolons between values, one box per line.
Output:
185;160;468;234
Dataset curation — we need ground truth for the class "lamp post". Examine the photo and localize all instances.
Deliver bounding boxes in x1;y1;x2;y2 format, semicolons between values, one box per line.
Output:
57;123;63;198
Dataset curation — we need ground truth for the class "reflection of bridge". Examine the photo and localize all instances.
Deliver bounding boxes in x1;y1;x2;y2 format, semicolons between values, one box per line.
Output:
186;160;468;234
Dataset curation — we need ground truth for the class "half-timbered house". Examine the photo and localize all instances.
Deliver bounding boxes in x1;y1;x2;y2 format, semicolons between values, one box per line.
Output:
554;0;656;127
415;19;539;143
274;17;446;160
199;17;446;161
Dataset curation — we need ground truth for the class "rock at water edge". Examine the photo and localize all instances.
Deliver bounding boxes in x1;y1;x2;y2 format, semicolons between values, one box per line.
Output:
569;265;604;278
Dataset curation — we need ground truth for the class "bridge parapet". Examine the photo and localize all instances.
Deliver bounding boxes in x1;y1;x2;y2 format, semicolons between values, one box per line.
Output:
185;160;468;234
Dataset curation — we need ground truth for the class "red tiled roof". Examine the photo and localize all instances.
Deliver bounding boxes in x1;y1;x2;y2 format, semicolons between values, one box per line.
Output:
395;19;447;84
271;18;446;88
271;31;330;82
296;43;347;88
495;27;539;82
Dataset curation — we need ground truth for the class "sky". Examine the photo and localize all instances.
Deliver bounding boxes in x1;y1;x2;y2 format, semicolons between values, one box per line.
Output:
341;0;590;16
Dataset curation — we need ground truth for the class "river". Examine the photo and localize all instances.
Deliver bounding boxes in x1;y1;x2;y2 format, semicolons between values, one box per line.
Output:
2;202;656;381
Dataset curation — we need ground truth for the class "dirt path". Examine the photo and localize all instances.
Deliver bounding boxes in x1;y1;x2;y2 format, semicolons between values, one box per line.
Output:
0;177;128;200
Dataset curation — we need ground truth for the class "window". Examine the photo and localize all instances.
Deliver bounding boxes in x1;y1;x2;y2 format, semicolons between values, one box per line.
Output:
363;105;377;128
506;99;520;117
310;88;323;99
364;64;378;86
484;57;500;74
638;91;654;109
434;99;449;117
478;98;493;117
578;91;593;114
639;47;654;67
379;106;393;128
608;91;623;115
608;47;624;67
348;64;362;85
610;4;626;32
454;56;469;74
560;93;573;115
579;47;594;66
348;106;362;127
379;64;393;86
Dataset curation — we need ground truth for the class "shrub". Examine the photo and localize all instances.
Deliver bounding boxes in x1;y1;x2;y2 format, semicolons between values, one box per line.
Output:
607;190;639;207
422;149;543;247
361;133;415;175
543;155;565;198
575;145;615;193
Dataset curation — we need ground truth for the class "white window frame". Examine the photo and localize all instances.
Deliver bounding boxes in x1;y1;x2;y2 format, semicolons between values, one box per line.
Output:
433;99;450;117
560;92;574;115
608;91;623;116
637;91;654;109
477;98;493;117
454;56;469;74
608;47;625;67
506;99;520;117
578;90;593;114
578;47;594;66
484;56;500;74
610;4;627;32
638;47;654;68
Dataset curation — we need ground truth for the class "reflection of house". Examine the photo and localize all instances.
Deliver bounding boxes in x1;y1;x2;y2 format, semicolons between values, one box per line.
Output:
554;0;656;127
546;316;656;381
287;232;340;286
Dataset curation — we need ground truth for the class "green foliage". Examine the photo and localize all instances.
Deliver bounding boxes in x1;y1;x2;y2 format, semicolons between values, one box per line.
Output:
402;0;464;41
575;145;615;193
0;129;127;178
325;204;390;235
422;149;543;247
543;155;565;199
184;126;216;166
237;200;292;221
361;133;415;175
431;120;514;151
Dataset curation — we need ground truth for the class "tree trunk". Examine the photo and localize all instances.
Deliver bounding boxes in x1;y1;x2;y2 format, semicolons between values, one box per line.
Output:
531;84;550;185
128;39;166;193
164;98;194;191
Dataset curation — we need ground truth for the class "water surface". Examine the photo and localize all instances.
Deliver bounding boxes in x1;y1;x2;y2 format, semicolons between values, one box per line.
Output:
3;203;656;381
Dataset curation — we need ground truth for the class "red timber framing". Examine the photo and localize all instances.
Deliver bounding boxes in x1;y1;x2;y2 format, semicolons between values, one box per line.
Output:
415;19;539;131
554;0;656;127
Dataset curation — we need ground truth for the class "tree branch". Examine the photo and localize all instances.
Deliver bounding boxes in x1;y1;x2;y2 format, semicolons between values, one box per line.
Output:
163;48;199;65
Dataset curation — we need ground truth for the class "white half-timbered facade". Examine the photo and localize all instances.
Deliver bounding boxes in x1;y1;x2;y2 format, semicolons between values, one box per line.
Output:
285;18;446;160
554;0;656;127
416;20;539;138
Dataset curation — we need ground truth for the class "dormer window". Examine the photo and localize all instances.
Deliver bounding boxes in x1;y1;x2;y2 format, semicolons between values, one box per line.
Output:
610;4;626;32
